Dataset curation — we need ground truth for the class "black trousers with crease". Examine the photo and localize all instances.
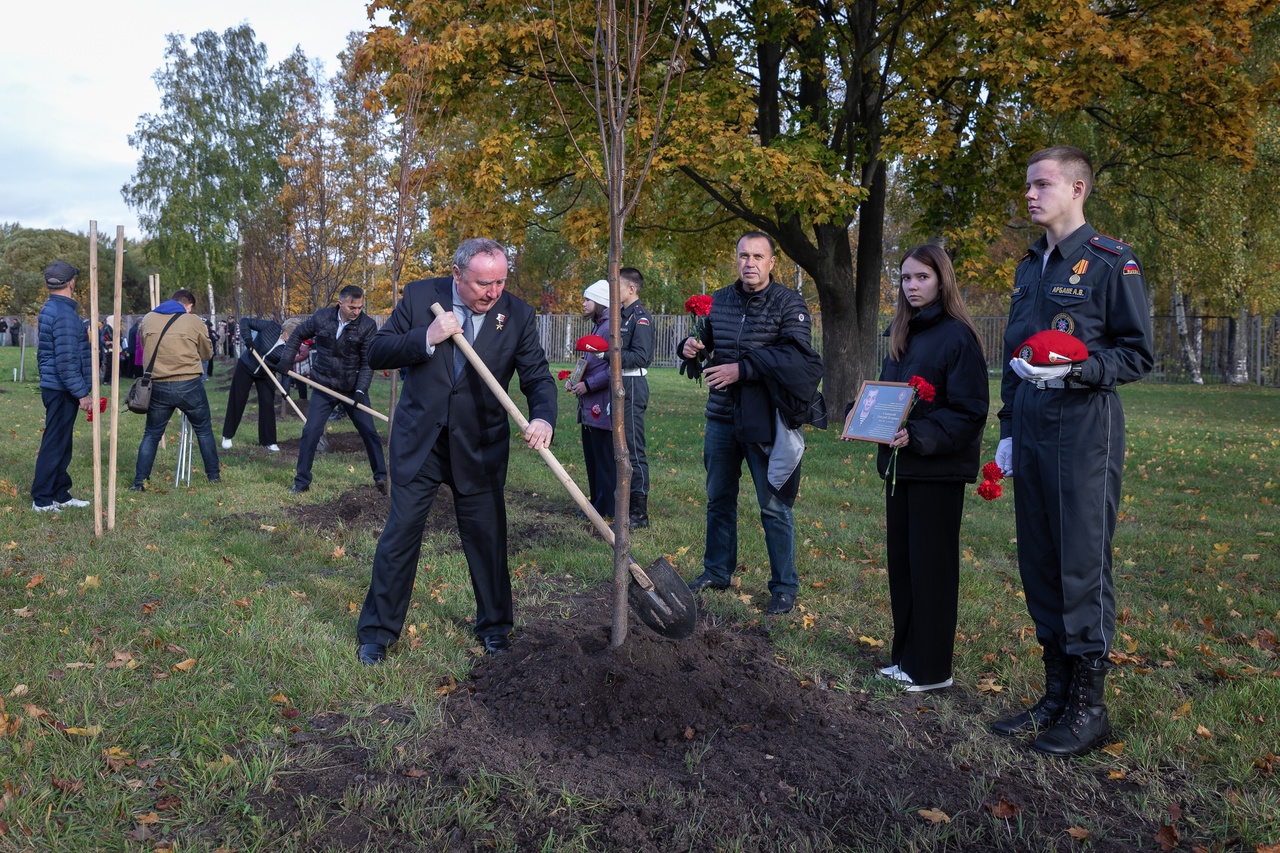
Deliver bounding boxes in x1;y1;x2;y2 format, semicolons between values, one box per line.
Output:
357;432;510;646
885;479;965;685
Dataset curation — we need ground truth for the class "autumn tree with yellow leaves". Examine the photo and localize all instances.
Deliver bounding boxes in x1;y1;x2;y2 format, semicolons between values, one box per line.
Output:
360;0;1274;405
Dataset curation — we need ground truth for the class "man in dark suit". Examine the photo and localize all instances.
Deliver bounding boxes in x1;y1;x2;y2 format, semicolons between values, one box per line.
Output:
355;238;557;664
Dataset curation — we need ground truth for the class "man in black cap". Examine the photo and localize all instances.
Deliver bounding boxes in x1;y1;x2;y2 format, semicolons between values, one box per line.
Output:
31;261;94;513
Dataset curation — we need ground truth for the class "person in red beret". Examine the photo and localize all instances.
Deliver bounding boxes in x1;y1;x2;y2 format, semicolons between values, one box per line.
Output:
872;244;989;694
992;145;1154;757
568;280;615;519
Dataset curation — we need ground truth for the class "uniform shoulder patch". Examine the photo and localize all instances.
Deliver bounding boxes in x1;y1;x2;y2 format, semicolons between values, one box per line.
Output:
1089;234;1131;255
637;316;650;325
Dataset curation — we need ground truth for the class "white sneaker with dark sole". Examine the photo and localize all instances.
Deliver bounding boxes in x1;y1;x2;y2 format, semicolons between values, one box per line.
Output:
221;437;233;449
32;502;61;513
266;444;280;452
55;497;89;508
904;678;953;693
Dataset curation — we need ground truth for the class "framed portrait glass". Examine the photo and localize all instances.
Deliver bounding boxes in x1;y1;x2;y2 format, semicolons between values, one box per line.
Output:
840;380;914;444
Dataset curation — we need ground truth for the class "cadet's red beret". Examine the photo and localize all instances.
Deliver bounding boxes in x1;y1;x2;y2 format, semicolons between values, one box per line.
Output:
575;334;609;353
1015;330;1088;365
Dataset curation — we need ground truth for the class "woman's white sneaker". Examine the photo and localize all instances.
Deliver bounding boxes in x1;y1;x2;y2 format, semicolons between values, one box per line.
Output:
904;678;953;693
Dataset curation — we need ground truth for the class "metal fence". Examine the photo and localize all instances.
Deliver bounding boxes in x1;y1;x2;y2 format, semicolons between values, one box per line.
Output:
534;313;1280;386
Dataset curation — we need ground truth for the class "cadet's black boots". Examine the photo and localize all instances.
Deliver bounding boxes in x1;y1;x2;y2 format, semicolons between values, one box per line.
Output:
991;649;1071;737
1031;659;1111;757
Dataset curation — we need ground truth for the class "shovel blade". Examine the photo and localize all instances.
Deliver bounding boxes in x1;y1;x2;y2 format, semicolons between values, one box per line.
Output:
627;556;697;639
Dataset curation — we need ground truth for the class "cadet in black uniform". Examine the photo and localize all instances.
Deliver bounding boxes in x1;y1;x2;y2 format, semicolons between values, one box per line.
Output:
992;145;1153;757
617;267;655;527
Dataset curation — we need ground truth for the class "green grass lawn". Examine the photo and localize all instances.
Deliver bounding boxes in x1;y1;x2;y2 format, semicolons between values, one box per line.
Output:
1;346;1277;850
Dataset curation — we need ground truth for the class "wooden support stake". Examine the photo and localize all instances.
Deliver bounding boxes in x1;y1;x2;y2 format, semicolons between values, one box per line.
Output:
108;227;124;530
88;222;103;537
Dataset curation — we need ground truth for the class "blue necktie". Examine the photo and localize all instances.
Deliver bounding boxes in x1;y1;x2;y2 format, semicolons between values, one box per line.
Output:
454;306;472;382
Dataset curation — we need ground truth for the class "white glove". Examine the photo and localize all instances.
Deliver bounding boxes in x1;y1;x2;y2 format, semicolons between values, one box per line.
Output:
1010;357;1070;382
995;437;1013;477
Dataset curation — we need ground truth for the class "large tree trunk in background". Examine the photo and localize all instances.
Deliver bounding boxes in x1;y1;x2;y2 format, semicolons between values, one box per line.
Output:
786;159;884;412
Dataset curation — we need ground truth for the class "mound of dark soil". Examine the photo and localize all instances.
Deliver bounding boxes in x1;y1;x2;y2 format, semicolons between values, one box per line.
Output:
232;585;1160;851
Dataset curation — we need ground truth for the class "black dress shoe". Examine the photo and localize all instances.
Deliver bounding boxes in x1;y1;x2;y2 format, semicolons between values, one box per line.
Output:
481;634;511;655
128;483;146;492
288;484;309;494
375;479;388;495
357;643;387;665
766;592;795;615
687;573;730;593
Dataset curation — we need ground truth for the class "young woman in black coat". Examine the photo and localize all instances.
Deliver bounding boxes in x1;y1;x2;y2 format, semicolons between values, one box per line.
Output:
873;244;989;692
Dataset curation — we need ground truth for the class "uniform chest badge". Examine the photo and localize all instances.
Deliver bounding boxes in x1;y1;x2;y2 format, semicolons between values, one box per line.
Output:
1051;313;1076;334
1072;259;1089;276
495;313;506;330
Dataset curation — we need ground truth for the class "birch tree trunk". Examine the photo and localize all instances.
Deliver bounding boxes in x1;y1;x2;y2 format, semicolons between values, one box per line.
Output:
1171;283;1203;384
1229;300;1250;385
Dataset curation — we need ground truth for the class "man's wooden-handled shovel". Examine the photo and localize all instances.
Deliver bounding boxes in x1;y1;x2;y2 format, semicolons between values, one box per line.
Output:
285;370;389;422
248;348;307;422
430;302;697;640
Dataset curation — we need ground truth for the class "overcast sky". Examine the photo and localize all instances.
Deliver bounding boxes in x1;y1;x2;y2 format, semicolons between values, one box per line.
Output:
0;1;387;240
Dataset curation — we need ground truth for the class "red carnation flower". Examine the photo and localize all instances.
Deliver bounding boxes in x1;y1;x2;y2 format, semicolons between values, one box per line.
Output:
684;295;713;317
977;458;1004;500
908;375;936;403
85;396;108;422
887;377;936;496
557;370;571;381
977;479;1003;501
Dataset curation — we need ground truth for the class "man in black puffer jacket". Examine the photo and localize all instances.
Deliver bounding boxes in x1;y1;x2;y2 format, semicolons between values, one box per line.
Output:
679;232;825;616
276;285;387;494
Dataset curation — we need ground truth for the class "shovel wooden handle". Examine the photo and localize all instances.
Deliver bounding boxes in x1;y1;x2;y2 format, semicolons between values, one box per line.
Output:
249;347;307;422
429;302;653;590
285;370;389;423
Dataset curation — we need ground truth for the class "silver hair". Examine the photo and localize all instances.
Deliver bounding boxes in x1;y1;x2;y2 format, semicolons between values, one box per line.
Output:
453;238;506;272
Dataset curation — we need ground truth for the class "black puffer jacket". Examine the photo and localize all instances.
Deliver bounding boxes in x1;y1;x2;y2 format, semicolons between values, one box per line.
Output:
681;279;816;426
278;306;377;396
873;302;989;483
238;317;283;375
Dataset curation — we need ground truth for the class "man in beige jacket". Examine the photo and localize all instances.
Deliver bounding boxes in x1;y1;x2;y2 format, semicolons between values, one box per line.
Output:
130;289;220;490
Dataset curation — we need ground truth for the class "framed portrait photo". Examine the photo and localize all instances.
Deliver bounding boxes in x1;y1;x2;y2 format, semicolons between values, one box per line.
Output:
840;380;914;444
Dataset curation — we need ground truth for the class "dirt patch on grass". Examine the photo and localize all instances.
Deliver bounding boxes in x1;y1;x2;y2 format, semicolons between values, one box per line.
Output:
215;583;1168;850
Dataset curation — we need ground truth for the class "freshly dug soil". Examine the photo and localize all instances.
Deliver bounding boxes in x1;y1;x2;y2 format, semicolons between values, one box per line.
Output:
216;489;1170;851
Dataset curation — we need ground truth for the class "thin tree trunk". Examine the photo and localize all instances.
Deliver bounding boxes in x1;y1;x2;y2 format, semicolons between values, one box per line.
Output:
1171;282;1203;384
1229;301;1249;385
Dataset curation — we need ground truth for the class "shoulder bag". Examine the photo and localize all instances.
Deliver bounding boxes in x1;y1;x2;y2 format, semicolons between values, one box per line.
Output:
125;314;182;414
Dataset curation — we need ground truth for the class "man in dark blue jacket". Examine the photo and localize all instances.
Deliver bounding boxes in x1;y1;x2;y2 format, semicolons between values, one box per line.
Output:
276;285;386;494
679;232;825;616
31;261;94;513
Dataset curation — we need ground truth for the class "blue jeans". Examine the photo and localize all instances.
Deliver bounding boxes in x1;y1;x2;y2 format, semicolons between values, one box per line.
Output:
32;388;80;506
133;378;221;485
702;418;798;595
294;390;387;490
